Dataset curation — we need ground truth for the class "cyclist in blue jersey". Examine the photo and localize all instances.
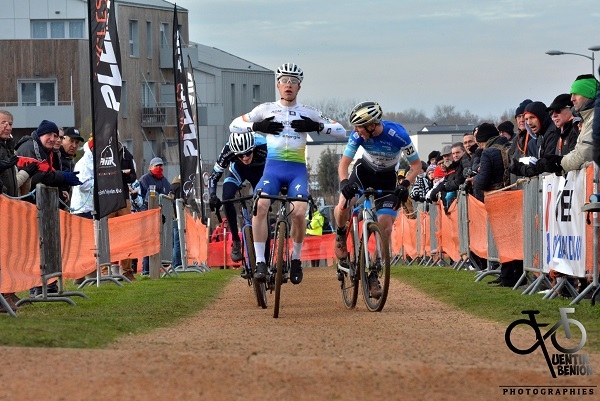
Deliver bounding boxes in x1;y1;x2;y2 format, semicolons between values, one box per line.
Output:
334;101;423;293
230;62;346;285
208;131;267;262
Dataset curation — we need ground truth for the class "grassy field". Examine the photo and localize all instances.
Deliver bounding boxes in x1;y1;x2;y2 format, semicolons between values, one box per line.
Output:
1;265;599;353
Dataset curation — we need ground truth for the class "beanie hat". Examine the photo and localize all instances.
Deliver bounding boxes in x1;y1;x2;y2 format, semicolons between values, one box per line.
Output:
515;99;533;117
36;120;59;137
497;121;514;138
426;164;436;173
570;74;598;99
546;93;573;112
427;150;441;162
433;166;445;179
475;122;499;143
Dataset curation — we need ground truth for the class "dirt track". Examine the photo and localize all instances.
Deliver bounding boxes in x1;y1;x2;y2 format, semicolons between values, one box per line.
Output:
0;267;597;401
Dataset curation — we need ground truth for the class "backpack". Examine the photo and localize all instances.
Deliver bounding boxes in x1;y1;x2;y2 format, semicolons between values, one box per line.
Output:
488;143;511;190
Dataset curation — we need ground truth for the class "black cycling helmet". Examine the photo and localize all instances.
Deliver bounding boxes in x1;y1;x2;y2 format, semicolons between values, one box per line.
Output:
349;101;383;126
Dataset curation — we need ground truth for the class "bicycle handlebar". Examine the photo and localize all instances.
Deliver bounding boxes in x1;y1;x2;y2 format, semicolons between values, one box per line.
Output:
252;189;312;217
341;187;395;210
214;194;255;224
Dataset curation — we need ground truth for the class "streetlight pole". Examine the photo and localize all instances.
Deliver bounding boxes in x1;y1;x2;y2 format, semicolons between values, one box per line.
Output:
546;46;600;77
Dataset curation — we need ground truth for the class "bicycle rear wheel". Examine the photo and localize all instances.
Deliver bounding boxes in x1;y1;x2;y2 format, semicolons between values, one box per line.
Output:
273;222;286;318
359;222;390;312
243;225;266;309
340;220;359;309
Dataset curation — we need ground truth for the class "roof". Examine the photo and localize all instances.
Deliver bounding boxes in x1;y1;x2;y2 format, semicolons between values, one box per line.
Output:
306;131;350;144
418;124;475;134
192;42;271;71
117;0;185;11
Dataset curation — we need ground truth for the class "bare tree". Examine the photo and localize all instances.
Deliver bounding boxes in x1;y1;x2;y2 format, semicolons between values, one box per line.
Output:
316;147;340;205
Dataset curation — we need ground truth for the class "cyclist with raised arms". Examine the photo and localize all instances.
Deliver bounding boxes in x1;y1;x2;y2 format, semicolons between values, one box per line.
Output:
208;131;267;262
334;101;422;293
229;62;346;285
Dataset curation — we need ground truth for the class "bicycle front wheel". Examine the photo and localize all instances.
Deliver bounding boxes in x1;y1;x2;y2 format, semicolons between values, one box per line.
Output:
340;221;359;309
273;222;286;318
243;225;266;309
359;222;390;312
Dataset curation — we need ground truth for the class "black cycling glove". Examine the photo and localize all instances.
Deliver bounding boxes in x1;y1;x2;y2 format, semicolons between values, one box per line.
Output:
209;194;222;211
291;116;322;133
340;179;359;200
252;116;284;135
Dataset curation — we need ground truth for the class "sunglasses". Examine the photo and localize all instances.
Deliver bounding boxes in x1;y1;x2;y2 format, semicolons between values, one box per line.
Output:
237;150;253;158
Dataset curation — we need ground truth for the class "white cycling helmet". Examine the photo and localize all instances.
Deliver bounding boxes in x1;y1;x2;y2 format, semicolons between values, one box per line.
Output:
349;101;383;126
276;63;304;82
229;132;255;154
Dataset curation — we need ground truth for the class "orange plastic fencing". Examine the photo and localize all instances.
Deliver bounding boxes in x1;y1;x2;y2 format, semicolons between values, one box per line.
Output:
419;211;431;257
467;195;488;258
303;234;335;260
439;202;460;262
485;190;523;263
185;210;208;266
0;196;43;292
400;214;417;259
0;196;161;292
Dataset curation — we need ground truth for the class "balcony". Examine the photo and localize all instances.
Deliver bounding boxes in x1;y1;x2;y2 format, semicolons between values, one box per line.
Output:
0;102;75;128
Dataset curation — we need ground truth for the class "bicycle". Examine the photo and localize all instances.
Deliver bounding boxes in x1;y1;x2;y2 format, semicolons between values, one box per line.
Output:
505;308;587;378
337;187;392;312
252;185;311;318
215;189;267;309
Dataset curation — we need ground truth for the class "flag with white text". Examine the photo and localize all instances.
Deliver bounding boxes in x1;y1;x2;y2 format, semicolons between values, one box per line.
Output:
88;0;125;219
173;6;199;207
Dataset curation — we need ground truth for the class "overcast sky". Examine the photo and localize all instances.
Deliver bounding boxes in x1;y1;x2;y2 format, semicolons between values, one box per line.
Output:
173;0;599;121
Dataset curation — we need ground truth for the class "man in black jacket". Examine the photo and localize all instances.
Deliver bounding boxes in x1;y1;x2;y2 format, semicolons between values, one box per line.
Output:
473;123;523;287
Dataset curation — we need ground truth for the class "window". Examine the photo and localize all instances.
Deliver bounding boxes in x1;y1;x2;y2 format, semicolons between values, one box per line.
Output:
121;81;128;118
252;85;260;102
129;20;139;57
141;82;156;107
146;21;152;59
160;22;169;48
19;80;57;106
30;20;85;39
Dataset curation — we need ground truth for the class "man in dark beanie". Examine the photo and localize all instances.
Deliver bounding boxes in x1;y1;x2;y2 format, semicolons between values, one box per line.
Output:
508;99;534;183
497;121;515;142
15;119;82;203
509;101;558;177
473;122;522;286
539;75;597;174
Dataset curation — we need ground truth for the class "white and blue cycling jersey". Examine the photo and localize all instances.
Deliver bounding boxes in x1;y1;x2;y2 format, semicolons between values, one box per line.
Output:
230;101;346;164
343;120;419;172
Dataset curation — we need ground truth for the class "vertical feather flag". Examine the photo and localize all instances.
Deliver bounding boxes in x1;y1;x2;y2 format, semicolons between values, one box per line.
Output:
88;0;125;219
173;6;200;211
186;54;207;223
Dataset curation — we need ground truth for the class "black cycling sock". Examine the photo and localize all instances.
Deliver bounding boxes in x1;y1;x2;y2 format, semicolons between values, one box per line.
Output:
336;227;346;236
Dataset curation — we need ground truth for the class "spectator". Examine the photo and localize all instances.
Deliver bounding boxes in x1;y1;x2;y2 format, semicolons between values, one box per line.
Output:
15;119;82;203
510;101;559;177
507;99;534;183
171;175;183;269
538;75;597;174
70;134;95;219
306;206;325;267
438;142;469;197
0;110;38;198
105;140;137;281
427;150;441;166
471;123;522;287
57;127;85;210
497;121;515;143
548;94;578;157
70;134;95;285
211;218;229;243
139;157;172;275
463;132;478;158
0;110;38;312
425;165;446;203
428;145;456;212
410;164;435;206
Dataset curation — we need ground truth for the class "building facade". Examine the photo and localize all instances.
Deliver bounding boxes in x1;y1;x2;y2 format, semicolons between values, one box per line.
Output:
0;0;275;182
